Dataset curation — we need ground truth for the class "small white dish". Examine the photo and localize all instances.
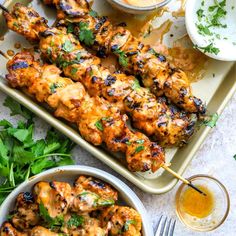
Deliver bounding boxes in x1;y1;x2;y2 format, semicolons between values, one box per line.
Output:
0;165;153;236
185;0;236;61
106;0;172;14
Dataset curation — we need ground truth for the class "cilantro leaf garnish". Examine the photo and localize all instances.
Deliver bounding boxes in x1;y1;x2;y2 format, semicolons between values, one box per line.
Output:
62;40;74;53
78;22;95;46
67;214;84;228
194;43;220;55
114;49;128;67
132;79;141;90
124;219;137;231
135;146;145;154
203;113;219;128
89;10;98;17
95;120;103;131
0;97;75;204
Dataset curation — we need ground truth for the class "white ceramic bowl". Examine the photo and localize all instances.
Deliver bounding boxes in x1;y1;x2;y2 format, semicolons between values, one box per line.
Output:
0;165;153;236
106;0;172;14
185;0;236;61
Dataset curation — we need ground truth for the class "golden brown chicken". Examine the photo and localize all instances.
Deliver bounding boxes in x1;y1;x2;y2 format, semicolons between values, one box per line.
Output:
42;0;206;114
101;206;142;236
0;178;142;236
6;51;164;173
4;4;197;147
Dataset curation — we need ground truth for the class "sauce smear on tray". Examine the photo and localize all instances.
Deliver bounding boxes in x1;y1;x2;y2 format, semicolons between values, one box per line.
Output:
124;0;165;7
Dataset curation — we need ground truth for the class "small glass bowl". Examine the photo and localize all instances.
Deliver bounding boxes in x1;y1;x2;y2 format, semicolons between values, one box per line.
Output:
175;175;230;232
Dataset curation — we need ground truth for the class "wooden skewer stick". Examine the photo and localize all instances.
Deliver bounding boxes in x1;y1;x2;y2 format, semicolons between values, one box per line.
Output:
0;4;9;13
162;164;206;196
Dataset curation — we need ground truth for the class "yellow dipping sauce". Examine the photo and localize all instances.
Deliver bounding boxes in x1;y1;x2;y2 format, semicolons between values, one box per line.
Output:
181;185;214;218
124;0;164;7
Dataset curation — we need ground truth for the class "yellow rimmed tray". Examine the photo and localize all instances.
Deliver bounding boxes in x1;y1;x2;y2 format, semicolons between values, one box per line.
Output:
0;0;235;194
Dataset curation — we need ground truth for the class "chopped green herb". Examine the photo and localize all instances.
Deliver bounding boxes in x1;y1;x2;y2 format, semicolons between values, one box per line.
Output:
39;203;64;229
50;83;62;93
62;40;74;53
95;199;115;207
67;214;84;228
136;139;144;144
71;67;78;76
114;49;128;67
197;9;204;21
203;113;219;128
233;154;236;160
232;6;235;10
124;220;137;231
67;23;74;34
13;22;19;28
76;52;81;61
194;43;220;55
132;79;141;90
95;120;103;131
89;10;98;17
125;141;132;146
196;23;212;36
78;22;95;46
135;146;145;154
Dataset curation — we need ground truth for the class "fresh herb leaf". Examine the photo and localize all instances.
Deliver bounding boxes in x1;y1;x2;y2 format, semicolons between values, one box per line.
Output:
136;139;144;144
62;40;74;53
78;22;95;46
194;43;220;55
132;79;141;90
124;220;137;231
135;146;145;154
89;10;98;17
114;49;128;67
0;98;75;204
197;9;204;21
95;120;103;131
196;23;212;36
71;67;78;76
233;154;236;160
50;83;62;93
4;96;33;120
67;214;84;228
67;23;74;33
203;113;219;128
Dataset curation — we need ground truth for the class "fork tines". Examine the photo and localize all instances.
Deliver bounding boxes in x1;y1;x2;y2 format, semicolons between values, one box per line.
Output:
155;215;176;236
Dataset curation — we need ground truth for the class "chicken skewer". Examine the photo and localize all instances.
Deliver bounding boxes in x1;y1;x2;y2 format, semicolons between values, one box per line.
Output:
6;51;164;173
42;0;206;114
1;3;206;195
3;3;197;147
0;176;142;235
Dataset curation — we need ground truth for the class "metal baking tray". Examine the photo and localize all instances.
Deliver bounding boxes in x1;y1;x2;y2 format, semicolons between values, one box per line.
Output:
0;0;235;194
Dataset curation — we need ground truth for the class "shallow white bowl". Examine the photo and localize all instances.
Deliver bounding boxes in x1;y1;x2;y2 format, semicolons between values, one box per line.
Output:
106;0;172;14
0;165;153;236
185;0;236;61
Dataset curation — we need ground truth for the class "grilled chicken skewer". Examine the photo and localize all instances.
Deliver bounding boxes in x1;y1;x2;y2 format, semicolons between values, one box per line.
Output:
3;3;197;147
6;51;164;173
42;0;206;114
0;177;142;236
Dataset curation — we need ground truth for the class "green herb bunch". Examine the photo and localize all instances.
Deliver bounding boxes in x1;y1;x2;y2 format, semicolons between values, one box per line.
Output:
0;97;75;204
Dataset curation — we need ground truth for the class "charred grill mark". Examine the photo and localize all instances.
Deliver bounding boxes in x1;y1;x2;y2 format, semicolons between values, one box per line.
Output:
89;179;106;189
91;76;98;83
107;88;115;96
117;22;127;27
126;51;138;56
104;75;116;86
49;181;56;189
23;192;34;202
39;30;54;38
12;61;28;70
96;46;107;58
95;16;108;31
111;44;119;52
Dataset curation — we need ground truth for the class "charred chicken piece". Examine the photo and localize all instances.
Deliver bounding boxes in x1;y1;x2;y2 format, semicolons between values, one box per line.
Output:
71;176;118;212
101;205;142;236
0;223;27;236
10;193;40;231
3;4;197;146
6;52;165;173
42;0;206;114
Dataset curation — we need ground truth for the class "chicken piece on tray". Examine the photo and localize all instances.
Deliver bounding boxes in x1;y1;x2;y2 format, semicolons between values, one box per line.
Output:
4;3;197;147
6;52;164;173
42;0;206;114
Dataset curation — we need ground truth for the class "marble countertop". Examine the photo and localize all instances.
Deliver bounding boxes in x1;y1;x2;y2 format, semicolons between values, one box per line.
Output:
0;88;235;235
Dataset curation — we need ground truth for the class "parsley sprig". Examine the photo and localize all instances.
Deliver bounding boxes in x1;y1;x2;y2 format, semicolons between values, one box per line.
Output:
0;97;75;204
78;22;95;46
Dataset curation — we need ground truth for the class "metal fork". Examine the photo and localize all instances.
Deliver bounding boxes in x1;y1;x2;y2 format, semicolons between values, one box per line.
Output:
155;215;176;236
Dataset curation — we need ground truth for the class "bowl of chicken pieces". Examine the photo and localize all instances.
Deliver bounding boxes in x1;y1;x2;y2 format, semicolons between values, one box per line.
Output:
0;165;153;236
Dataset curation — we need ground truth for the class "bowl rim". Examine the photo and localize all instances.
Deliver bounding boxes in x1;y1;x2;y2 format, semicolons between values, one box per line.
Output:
108;0;172;11
0;165;154;236
175;174;230;232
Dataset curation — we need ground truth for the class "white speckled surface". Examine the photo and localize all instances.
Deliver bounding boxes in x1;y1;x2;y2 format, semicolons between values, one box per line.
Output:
0;90;235;235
